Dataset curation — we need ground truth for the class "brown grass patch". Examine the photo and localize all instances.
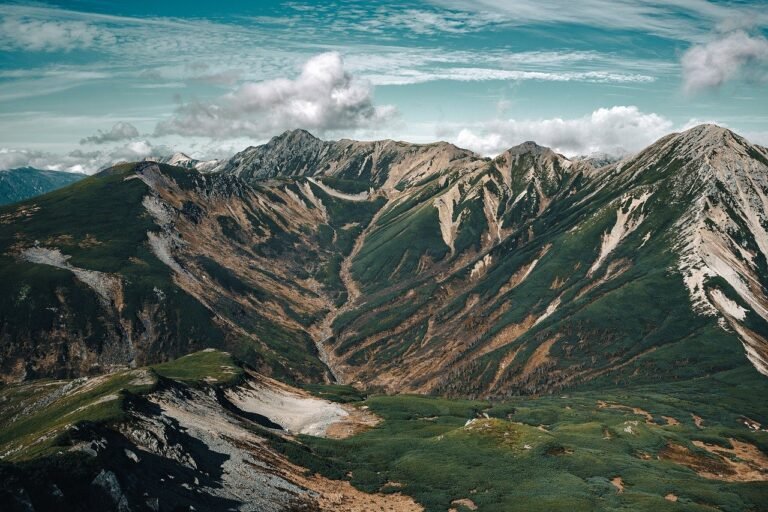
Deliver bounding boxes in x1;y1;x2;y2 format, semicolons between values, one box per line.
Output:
325;405;380;439
662;415;680;426
597;400;655;425
692;438;768;482
519;335;560;380
659;439;768;482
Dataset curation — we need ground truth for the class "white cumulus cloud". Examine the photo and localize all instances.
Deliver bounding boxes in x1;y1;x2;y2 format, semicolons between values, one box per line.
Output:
682;31;768;93
155;52;397;139
0;17;115;52
0;140;172;174
80;122;140;145
451;106;674;156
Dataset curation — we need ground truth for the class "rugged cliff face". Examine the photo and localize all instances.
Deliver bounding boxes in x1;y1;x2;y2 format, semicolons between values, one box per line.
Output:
1;125;767;399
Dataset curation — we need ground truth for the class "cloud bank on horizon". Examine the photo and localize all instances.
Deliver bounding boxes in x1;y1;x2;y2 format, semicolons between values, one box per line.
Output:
0;0;766;172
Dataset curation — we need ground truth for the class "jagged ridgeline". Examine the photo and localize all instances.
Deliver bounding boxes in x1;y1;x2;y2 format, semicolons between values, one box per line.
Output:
2;125;768;400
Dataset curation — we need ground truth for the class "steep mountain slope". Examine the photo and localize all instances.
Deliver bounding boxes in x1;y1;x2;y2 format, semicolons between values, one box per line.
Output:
319;125;768;397
0;168;86;205
0;162;381;383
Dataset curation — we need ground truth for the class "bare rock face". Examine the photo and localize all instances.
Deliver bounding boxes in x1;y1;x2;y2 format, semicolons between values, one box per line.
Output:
91;470;131;512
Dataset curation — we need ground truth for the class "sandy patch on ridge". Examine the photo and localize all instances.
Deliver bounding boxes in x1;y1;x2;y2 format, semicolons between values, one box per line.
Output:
226;371;378;438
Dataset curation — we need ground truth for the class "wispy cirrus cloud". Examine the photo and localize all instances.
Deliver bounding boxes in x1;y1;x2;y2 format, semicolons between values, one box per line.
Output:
280;4;506;37
0;16;115;52
363;68;654;86
0;3;669;101
428;0;768;42
369;8;504;35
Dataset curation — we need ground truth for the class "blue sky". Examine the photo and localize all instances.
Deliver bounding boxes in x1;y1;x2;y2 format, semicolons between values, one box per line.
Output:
0;0;767;172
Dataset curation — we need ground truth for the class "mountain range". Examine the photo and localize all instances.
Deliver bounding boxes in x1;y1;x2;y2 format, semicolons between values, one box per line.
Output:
0;168;86;206
1;125;767;511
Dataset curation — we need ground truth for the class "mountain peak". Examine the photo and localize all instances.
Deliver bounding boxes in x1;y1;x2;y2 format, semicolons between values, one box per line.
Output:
674;123;743;149
167;152;193;165
271;129;321;144
505;140;554;156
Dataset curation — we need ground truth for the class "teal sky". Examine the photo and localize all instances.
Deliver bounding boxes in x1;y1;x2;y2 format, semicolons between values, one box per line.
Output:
1;0;767;172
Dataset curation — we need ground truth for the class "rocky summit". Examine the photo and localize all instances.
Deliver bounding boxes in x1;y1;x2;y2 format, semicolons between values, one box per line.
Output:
1;126;767;511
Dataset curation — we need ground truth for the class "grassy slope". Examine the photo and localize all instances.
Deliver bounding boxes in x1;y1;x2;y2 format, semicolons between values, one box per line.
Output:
0;164;225;377
1;354;766;511
289;370;768;512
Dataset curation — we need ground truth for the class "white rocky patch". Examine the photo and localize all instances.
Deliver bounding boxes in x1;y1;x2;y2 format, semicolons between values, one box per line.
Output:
284;186;310;211
732;323;768;377
139;386;313;511
482;187;503;243
470;254;493;280
146;232;186;276
511;188;528;207
534;296;562;326
142;195;175;226
20;246;122;307
225;375;350;437
710;289;748;321
298;181;328;218
588;190;652;276
434;184;463;254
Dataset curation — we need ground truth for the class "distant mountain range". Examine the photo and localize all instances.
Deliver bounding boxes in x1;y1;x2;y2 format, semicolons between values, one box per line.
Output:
0;167;86;205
